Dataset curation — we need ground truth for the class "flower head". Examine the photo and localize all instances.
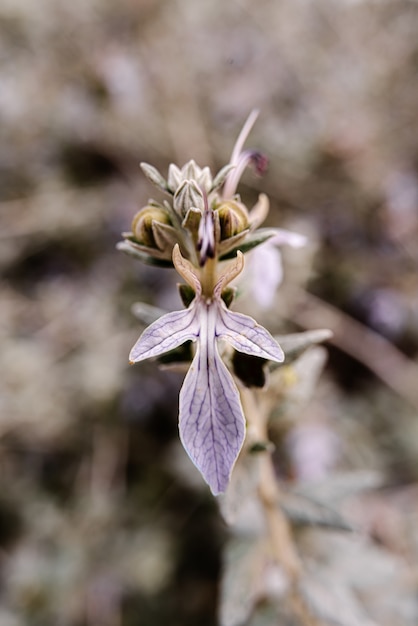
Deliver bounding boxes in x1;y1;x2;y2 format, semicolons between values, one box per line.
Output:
129;245;284;494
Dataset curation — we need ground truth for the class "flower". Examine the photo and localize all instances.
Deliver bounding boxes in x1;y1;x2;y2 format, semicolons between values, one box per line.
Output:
129;245;284;494
241;229;307;310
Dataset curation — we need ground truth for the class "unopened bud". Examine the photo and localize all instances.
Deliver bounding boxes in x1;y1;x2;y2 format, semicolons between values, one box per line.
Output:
216;200;249;240
140;163;168;193
174;180;204;216
132;206;171;247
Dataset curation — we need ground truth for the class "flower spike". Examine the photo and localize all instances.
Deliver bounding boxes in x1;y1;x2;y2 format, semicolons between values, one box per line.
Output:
121;111;307;494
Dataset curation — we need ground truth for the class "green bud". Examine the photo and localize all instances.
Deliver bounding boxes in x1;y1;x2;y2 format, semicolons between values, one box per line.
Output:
173;179;204;216
132;206;171;248
216;200;249;240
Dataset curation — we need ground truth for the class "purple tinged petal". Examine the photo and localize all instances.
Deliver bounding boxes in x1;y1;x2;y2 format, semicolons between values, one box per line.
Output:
223;110;259;198
229;109;259;169
129;306;199;363
216;301;284;363
179;303;245;495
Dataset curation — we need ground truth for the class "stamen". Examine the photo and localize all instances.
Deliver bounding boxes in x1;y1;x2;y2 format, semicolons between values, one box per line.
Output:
223;149;268;199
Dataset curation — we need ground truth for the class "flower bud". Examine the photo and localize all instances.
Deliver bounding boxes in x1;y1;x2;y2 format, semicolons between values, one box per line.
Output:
173;179;204;216
216;200;249;240
131;206;171;248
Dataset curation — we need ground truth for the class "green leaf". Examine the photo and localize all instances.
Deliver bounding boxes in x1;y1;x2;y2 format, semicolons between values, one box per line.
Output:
219;228;277;260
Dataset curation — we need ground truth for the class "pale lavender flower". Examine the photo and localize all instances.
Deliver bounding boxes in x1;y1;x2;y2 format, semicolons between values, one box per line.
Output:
129;245;284;494
239;229;307;310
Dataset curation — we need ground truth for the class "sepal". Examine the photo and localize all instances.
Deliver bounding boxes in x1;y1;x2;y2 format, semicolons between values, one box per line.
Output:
178;283;196;308
219;228;277;260
116;240;173;267
140;162;170;193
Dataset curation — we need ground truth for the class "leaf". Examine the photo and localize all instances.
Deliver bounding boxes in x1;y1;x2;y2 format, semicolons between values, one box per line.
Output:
217;228;250;258
211;163;235;192
219;228;277;260
270;329;333;369
292;470;384;505
281;491;354;532
178;283;196;308
116;240;173;267
247;602;293;626
131;302;167;325
140;162;170;193
272;346;328;414
218;447;262;527
219;536;266;626
301;573;379;626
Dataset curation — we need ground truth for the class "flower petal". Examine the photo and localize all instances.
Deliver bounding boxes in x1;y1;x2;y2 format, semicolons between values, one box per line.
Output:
179;303;245;495
214;251;245;297
129;306;199;363
270;229;307;248
216;301;284;363
172;244;202;295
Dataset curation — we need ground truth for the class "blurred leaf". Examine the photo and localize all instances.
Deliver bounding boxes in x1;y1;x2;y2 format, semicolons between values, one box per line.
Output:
292;471;384;505
281;491;354;532
131;302;167;325
219;229;277;260
301;574;378;626
246;602;294;626
271;329;333;369
269;346;328;419
116;240;173;267
219;536;266;626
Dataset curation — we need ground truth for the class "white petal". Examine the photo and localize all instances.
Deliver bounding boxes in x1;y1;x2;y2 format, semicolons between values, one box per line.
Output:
216;301;284;362
179;303;245;495
248;243;283;310
129;306;199;362
270;229;307;248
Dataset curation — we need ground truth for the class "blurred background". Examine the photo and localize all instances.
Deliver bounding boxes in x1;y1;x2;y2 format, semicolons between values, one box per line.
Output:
1;0;418;624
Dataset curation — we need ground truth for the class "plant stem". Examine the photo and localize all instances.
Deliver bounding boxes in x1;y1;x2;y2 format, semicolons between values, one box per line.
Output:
241;387;325;626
